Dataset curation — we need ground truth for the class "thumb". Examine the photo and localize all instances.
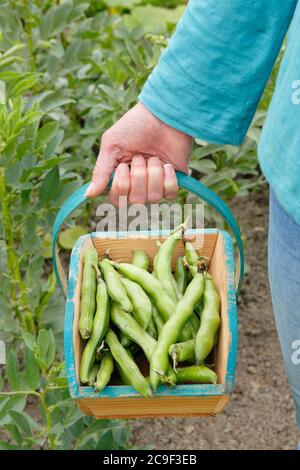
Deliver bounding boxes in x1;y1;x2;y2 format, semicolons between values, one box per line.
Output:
85;141;116;198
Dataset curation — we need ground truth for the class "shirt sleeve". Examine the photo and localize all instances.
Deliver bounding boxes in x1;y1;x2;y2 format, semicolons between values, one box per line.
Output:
139;0;298;145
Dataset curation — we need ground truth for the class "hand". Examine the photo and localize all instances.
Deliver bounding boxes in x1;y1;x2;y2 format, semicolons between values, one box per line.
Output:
85;102;192;205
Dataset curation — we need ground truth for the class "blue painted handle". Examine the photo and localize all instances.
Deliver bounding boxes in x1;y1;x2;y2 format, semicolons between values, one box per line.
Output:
52;172;244;294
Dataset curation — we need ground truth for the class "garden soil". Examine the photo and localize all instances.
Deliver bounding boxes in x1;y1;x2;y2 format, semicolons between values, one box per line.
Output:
130;187;299;450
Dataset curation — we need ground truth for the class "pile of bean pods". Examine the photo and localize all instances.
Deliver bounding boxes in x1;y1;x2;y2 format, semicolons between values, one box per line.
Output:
78;226;221;397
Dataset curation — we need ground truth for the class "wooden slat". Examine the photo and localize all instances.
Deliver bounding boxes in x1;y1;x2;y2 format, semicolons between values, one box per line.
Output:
92;233;218;271
209;235;229;385
76;395;228;419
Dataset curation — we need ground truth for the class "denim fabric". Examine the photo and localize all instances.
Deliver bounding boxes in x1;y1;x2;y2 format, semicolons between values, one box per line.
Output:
268;189;300;431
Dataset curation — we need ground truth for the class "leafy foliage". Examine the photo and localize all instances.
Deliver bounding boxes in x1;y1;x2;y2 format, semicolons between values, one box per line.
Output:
0;329;130;450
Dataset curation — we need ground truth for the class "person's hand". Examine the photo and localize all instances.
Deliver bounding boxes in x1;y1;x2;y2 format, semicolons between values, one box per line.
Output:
85;102;192;205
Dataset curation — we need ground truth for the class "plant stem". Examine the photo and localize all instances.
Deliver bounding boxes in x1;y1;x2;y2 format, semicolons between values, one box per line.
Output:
0;390;41;398
40;393;56;450
1;188;32;330
22;0;36;73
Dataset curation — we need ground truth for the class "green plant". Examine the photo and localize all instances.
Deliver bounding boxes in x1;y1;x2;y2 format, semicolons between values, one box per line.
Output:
0;329;130;449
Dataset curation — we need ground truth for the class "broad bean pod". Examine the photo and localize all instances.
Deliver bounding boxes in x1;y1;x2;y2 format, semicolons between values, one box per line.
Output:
99;258;133;312
80;277;110;384
153;227;184;301
120;277;152;329
111;262;192;342
131;250;149;270
94;351;114;392
78;245;99;340
110;303;176;386
195;273;221;364
150;272;205;390
106;329;152;397
176;365;217;384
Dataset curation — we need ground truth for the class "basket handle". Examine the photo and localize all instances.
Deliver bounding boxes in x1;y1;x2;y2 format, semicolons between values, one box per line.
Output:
52;171;244;296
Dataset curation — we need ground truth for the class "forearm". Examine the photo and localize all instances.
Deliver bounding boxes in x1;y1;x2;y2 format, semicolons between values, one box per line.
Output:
140;0;297;145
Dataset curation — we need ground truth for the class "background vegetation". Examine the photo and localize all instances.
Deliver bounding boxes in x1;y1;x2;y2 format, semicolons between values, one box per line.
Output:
0;0;276;449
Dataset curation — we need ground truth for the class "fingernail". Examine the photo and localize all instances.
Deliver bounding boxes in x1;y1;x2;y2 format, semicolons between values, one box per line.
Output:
164;164;173;175
132;155;144;165
117;164;129;176
85;182;95;197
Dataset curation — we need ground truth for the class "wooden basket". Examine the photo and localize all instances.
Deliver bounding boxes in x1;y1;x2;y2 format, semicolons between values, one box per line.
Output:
52;172;243;419
64;229;238;419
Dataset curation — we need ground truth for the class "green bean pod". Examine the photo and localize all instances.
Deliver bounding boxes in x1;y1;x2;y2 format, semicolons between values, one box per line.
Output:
169;339;195;365
176;365;217;384
94;351;114;392
147;318;157;340
99;259;133;312
110;303;176;386
195;273;221;364
120;277;152;329
106;329;152;398
150;272;205;391
131;250;149;270
111;262;192;342
184;241;199;267
111;262;174;322
80;278;110;384
152;307;164;336
153;227;184;301
87;363;99;386
175;256;188;294
120;331;132;347
116;348;133;385
78;245;99;340
110;303;156;360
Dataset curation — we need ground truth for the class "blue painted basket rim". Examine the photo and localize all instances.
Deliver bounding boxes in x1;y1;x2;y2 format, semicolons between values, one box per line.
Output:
64;228;238;399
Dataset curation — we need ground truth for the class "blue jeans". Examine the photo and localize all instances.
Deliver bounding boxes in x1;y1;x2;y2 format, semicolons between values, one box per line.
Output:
268;190;300;431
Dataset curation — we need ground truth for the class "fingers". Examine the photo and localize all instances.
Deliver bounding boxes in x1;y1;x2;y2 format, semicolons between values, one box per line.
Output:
106;157;178;207
85;133;117;198
163;164;179;200
108;163;130;207
147;157;164;203
128;155;147;204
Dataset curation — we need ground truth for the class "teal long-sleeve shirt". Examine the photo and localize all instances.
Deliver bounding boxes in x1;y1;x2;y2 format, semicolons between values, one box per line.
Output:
139;0;300;224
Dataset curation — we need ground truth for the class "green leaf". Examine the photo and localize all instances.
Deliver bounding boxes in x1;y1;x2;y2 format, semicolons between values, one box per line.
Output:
44;129;64;159
23;332;35;352
9;77;39;98
23;347;41;391
193;144;225;159
36;329;56;370
9;410;32;437
6;351;22;391
4;423;22;445
38;167;60;207
36;122;59;148
0;396;26;426
0;440;21;450
59;226;87;250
